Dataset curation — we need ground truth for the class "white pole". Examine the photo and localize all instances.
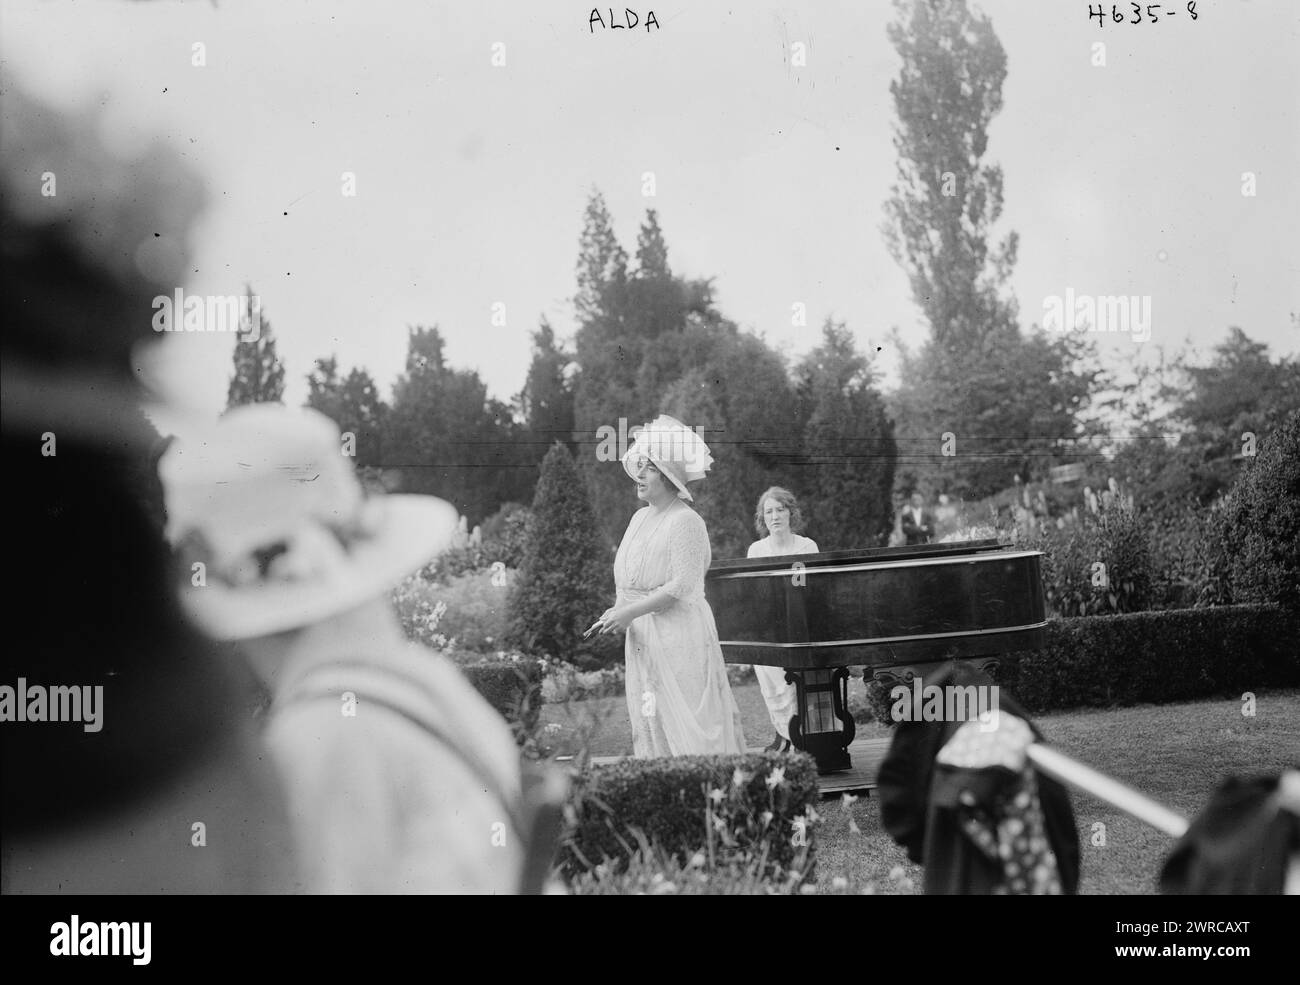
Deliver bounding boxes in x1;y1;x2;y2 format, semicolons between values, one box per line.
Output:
1027;744;1190;839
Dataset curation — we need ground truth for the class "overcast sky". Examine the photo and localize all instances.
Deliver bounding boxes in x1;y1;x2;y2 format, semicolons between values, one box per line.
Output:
3;0;1297;434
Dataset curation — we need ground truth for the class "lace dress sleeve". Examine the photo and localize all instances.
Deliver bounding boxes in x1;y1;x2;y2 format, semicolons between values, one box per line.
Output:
661;510;711;600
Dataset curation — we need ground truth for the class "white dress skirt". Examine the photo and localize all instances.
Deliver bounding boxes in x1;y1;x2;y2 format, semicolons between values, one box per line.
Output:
746;534;820;739
615;501;747;757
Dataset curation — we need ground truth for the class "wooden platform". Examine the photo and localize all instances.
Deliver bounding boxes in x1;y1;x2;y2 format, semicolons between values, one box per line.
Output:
814;736;890;796
586;736;892;797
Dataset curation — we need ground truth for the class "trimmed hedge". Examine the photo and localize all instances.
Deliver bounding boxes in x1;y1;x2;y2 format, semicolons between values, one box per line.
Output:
560;752;821;882
998;603;1300;713
863;603;1299;721
460;658;543;741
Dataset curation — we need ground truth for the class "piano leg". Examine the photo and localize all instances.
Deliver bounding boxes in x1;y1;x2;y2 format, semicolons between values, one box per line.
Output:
787;667;855;774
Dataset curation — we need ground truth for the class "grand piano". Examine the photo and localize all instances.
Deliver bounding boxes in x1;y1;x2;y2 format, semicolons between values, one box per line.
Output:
705;539;1047;773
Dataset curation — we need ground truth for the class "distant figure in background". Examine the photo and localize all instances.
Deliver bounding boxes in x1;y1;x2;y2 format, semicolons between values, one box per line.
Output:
747;487;819;753
902;491;936;546
1;75;295;893
160;405;528;893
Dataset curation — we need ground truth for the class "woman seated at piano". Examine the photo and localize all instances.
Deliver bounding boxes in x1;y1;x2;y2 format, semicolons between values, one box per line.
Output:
747;487;819;752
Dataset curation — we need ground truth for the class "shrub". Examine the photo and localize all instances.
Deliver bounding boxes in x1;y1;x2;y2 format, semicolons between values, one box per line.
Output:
541;662;626;703
1145;499;1222;610
1023;492;1155;617
417;544;489;584
391;573;454;650
997;603;1300;713
432;569;515;651
560;752;821;881
392;569;517;653
479;502;531;569
1200;410;1300;612
509;443;622;667
860;604;1299;725
418;503;534;584
391;574;543;744
459;657;544;744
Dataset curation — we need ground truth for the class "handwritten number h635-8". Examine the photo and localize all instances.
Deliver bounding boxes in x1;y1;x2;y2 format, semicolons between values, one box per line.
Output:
1088;3;1198;26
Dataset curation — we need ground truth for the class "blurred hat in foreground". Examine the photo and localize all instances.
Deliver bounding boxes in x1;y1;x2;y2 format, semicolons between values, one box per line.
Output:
1;70;205;384
160;404;460;640
1;70;206;457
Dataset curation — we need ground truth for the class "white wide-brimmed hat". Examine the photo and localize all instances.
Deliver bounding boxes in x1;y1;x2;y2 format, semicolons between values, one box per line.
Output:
159;405;460;640
621;414;713;501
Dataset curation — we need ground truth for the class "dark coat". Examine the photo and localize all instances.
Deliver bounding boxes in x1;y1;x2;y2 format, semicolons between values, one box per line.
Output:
1160;772;1300;895
901;506;936;545
876;663;1082;894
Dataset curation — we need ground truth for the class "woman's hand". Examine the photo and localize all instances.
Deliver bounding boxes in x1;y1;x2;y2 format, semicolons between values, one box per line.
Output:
598;605;638;634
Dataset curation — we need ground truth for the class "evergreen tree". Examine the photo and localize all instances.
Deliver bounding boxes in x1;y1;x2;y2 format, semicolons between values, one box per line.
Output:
516;317;575;461
634;208;671;281
572;193;648;546
388;326;530;523
572;196;736;545
226;289;285;407
796;320;897;549
574;189;628;328
660;323;801;558
305;355;388;468
508;442;620;667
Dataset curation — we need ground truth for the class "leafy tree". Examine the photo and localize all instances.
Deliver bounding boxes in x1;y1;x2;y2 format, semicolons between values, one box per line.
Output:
226;288;285;407
509;443;620;667
795;320;897;549
1179;326;1300;439
891;327;1103;499
388;326;530;523
1110;327;1300;515
305;355;387;468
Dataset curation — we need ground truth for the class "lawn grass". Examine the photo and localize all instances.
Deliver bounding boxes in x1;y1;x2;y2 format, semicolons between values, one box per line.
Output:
539;674;892;760
541;682;1300;894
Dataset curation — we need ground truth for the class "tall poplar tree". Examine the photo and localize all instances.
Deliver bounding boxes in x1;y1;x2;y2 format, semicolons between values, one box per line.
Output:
883;0;1097;499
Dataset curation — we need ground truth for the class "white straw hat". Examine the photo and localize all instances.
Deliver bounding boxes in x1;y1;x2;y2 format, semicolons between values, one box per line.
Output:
159;405;459;640
621;414;713;501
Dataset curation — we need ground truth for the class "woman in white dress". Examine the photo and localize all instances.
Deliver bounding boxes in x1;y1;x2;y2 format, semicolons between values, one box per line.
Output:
592;416;747;758
746;487;819;752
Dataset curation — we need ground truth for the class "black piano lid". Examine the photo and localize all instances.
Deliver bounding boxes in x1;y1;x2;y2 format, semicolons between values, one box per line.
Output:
707;538;1015;576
